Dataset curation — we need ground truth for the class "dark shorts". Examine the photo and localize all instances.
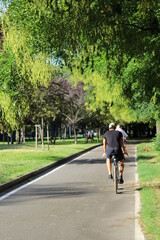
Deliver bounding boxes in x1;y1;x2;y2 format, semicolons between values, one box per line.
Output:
106;147;124;160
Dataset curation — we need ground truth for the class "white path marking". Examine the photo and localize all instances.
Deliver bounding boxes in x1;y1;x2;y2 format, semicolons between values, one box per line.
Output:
0;150;92;202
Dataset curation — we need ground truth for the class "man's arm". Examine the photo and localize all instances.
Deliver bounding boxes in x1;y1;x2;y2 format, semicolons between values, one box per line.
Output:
120;137;128;156
120;137;125;153
103;138;107;157
122;129;129;140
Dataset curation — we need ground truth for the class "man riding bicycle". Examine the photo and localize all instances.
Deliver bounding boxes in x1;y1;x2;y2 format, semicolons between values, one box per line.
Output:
103;123;125;184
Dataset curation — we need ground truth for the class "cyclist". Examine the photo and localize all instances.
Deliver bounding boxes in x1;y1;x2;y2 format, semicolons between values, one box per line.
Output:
116;124;129;156
103;122;125;184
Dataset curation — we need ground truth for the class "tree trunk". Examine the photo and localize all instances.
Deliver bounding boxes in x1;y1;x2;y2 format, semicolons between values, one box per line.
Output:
10;131;13;144
41;117;44;151
16;130;19;144
22;126;26;143
35;125;38;149
7;134;9;145
73;123;77;144
53;129;56;145
20;128;23;143
3;127;5;143
156;120;160;135
69;125;71;138
47;124;49;150
64;127;67;139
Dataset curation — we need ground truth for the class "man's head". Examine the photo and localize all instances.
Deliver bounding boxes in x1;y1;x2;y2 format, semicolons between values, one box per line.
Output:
109;122;116;130
116;124;121;129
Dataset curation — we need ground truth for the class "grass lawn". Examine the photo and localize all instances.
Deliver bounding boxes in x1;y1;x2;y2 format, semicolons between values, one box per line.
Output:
137;142;160;240
0;138;101;185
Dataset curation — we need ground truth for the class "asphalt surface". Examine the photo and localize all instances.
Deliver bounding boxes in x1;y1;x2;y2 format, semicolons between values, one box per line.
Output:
0;144;145;240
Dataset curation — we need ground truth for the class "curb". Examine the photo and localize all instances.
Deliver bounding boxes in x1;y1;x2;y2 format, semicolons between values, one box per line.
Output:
0;144;102;193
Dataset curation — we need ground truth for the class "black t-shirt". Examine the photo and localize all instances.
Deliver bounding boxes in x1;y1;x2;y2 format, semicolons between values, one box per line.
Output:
103;130;123;148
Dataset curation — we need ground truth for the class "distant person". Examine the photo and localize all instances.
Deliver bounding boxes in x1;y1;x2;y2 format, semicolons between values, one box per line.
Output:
103;123;125;184
87;130;90;139
116;124;129;156
85;131;89;143
116;124;129;144
90;130;94;142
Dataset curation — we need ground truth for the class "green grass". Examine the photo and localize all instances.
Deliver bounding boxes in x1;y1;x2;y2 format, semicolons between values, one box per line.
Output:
0;138;101;184
137;142;160;240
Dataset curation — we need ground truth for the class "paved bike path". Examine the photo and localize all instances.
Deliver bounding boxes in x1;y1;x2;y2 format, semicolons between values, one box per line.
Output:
0;144;145;240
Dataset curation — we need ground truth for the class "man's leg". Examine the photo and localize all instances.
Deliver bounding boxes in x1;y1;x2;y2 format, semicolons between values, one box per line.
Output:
119;159;124;183
106;158;113;178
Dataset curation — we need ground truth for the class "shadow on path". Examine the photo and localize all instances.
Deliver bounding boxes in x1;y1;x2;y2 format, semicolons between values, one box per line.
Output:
69;159;106;164
1;183;101;205
70;156;136;165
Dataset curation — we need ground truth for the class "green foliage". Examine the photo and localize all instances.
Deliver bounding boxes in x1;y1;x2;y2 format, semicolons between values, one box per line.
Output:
1;0;160;128
0;47;31;130
1;0;55;85
120;54;160;122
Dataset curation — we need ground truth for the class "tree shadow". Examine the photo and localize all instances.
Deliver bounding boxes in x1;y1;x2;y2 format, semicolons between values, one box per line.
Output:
117;184;143;195
70;156;136;165
127;139;152;145
1;183;99;205
69;158;106;164
0;144;35;150
124;156;136;163
137;155;154;161
140;183;160;190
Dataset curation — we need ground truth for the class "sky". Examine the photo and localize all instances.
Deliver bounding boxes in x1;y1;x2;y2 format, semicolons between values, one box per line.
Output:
0;1;4;17
0;1;7;17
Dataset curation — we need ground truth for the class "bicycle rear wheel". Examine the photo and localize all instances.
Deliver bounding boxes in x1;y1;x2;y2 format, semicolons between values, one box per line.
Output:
114;165;118;194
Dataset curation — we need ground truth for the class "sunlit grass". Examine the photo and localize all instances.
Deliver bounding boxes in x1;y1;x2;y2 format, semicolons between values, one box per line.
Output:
0;138;101;184
137;142;160;240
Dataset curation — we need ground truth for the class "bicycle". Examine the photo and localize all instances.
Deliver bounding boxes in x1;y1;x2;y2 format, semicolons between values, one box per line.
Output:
111;154;119;194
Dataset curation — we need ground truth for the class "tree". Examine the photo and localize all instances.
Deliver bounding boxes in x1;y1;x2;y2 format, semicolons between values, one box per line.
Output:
61;81;88;144
0;48;31;131
2;0;160;132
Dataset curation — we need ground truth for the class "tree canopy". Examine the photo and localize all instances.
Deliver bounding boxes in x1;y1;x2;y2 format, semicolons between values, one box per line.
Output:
0;0;160;131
